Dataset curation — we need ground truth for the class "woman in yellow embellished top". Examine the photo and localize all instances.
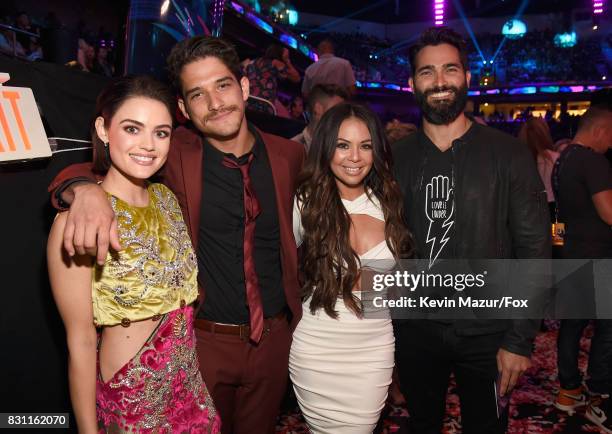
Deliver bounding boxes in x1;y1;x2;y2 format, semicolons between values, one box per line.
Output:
47;76;220;434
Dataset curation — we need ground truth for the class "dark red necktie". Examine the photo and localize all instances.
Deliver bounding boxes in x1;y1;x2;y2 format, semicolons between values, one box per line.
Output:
222;154;264;343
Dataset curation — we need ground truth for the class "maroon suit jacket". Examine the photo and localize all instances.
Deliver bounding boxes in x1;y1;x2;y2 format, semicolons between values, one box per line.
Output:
49;125;305;326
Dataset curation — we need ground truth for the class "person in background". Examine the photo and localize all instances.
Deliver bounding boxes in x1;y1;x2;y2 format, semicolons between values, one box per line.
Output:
15;11;43;60
93;44;114;77
554;138;573;154
292;83;348;152
302;38;356;98
590;88;612;166
246;43;300;114
77;37;95;72
289;96;307;122
47;75;220;433
518;117;559;219
0;18;26;58
553;106;612;434
385;119;417;144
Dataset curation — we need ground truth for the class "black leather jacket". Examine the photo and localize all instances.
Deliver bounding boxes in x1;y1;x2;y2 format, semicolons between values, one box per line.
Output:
392;122;551;356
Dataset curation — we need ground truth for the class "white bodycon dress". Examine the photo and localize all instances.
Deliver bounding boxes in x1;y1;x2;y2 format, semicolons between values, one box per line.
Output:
289;192;395;434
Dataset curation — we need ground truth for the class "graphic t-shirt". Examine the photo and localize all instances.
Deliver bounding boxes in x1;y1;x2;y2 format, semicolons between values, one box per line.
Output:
419;143;456;268
407;142;459;321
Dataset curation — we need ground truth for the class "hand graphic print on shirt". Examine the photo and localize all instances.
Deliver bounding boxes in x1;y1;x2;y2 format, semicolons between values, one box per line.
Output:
425;175;455;268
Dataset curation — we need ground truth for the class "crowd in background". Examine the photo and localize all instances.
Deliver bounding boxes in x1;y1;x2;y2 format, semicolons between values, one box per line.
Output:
4;7;611;86
467;30;609;84
1;7;610;141
297;29;611;86
0;9;116;77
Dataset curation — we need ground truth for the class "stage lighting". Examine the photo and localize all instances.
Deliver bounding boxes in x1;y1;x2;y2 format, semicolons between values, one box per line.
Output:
280;34;297;49
247;13;273;34
540;86;560;93
593;0;605;20
287;9;299;25
160;0;170;16
480;73;495;87
230;2;245;14
502;19;527;40
509;86;536;95
553;31;577;48
433;0;445;26
385;84;401;91
243;0;262;13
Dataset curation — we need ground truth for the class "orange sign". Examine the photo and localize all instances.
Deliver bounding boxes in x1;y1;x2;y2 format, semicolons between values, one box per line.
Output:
0;83;51;162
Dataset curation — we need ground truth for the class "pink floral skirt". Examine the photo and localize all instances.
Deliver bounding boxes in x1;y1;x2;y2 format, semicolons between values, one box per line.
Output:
96;306;221;433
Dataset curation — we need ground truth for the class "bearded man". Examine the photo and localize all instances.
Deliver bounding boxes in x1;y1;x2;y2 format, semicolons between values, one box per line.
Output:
391;27;550;434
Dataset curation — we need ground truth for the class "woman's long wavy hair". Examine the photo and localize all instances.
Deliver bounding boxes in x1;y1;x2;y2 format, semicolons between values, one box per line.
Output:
296;102;414;318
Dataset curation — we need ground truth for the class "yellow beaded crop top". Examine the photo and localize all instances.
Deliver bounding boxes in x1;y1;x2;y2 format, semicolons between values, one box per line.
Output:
92;183;198;326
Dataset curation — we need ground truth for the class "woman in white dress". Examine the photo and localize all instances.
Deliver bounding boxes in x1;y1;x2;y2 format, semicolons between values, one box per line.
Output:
289;102;414;433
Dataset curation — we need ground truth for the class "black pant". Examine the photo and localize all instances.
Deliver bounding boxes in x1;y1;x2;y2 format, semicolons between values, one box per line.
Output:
394;321;508;434
557;319;612;394
556;257;612;395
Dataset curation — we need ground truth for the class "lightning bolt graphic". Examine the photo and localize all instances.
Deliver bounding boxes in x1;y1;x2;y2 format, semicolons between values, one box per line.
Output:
425;220;437;268
438;217;454;264
425;178;455;269
426;219;452;269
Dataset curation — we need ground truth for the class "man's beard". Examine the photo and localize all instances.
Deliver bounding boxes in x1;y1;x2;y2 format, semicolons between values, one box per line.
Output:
414;83;468;125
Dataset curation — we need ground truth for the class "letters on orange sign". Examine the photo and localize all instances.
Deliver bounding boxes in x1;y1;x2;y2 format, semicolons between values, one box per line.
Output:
0;102;15;152
3;91;31;150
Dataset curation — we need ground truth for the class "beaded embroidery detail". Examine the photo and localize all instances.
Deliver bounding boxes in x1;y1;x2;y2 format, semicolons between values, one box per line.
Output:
92;184;198;326
97;307;220;433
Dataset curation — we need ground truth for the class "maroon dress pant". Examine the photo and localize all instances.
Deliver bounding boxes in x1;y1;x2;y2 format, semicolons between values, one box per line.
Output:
195;315;292;434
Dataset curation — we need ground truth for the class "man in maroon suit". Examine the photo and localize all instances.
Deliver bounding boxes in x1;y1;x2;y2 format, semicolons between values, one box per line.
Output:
49;36;303;434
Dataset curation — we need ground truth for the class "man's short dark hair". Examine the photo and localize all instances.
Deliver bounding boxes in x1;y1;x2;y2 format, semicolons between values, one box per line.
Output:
317;38;335;52
167;36;243;95
578;105;612;132
307;84;349;113
408;27;468;77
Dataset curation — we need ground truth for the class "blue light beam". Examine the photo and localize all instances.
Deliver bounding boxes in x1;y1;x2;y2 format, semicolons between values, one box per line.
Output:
491;0;530;64
452;0;486;64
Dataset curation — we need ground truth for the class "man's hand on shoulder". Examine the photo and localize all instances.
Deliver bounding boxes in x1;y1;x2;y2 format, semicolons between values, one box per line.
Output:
64;183;121;264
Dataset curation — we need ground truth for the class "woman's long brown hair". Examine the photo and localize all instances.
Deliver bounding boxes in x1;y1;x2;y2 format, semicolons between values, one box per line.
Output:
296;102;414;318
517;117;555;162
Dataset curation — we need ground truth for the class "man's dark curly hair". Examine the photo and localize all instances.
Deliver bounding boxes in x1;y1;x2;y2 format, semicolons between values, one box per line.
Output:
408;27;468;77
167;36;243;95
